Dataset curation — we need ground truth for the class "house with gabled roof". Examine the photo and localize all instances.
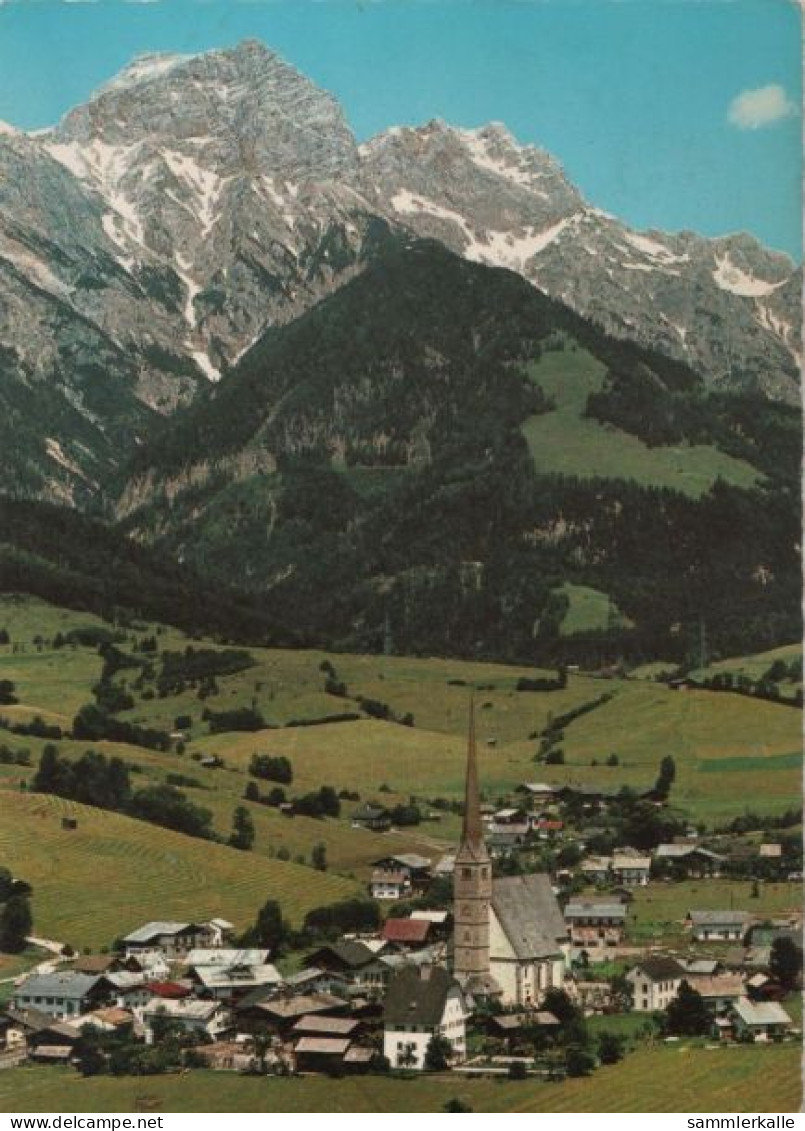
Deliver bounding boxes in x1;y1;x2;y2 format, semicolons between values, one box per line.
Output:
12;971;113;1021
369;869;412;901
730;997;793;1041
381;917;433;949
351;803;392;832
382;965;468;1070
564;899;627;948
626;956;686;1012
122;921;211;958
687;910;750;942
141;997;230;1045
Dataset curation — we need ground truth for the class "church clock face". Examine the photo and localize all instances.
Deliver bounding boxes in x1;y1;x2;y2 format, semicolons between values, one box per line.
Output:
461;905;472;917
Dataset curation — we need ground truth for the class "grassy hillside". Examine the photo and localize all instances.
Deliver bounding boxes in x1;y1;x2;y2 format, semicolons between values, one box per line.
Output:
1;597;800;835
0;791;359;950
0;1044;799;1113
520;346;760;497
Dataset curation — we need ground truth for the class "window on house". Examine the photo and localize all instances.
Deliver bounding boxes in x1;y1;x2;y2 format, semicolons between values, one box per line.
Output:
461;868;472;880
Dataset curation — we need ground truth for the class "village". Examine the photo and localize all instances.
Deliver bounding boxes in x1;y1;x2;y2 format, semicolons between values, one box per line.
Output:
1;715;800;1087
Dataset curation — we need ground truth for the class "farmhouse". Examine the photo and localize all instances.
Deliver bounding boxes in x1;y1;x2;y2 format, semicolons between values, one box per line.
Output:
687;974;745;1014
122;921;214;958
563;900;627;948
381;917;434;949
730;998;793;1041
688;910;750;942
516;782;557;807
12;971;112;1020
369;869;412;900
627;957;686;1012
654;844;724;877
190;963;283;1001
351;803;392;832
141;997;230;1044
382;964;468;1071
304;940;389;989
372;854;432;891
611;854;651;887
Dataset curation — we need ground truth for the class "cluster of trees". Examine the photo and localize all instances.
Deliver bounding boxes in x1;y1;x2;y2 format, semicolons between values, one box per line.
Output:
0;496;274;645
72;703;171;752
158;647;254;697
248;754;293;784
697;669;802;708
291;786;340;819
74;1016;206;1078
204;705;266;734
516;667;567;693
0;867;33;953
0;713;63;741
240;896;381;955
0;742;30;766
32;746;215;840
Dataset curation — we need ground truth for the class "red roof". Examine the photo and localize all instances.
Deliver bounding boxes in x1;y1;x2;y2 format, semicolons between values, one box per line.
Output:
537;819;564;830
145;981;191;999
381;918;432;944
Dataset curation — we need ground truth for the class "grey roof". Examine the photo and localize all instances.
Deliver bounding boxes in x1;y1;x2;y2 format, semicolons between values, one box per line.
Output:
306;940;378;970
689;910;749;926
15;971;105;1001
294;1036;350;1055
383;964;458;1028
630;956;686;982
186;949;270;968
680;959;722;975
123;921;193;943
195;964;282;990
291;1014;361;1036
564;901;627;921
733;998;792;1027
655;844;724;861
373;854;431;871
353;803;390;820
492;874;567;960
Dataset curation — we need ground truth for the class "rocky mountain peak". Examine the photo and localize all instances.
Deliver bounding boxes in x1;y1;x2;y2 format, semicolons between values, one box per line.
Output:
48;39;359;182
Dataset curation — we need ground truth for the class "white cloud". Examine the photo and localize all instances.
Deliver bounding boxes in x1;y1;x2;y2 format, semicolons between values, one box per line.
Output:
728;84;797;130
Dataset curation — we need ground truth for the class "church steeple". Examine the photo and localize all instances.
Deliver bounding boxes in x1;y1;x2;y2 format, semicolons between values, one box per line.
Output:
453;698;492;988
461;696;483;849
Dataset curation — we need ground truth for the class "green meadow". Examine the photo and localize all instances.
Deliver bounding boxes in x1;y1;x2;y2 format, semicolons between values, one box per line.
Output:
0;1044;799;1113
520;347;760;497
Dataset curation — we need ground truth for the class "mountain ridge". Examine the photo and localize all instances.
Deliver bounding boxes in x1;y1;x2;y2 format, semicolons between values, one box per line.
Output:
0;38;800;510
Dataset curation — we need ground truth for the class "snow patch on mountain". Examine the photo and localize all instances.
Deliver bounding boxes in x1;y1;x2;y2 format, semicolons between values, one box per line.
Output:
98;53;194;96
466;216;576;269
713;253;785;298
190;349;221;382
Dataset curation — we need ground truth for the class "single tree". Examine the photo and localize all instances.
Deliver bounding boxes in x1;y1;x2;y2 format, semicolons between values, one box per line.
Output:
654;755;676;800
665;980;711;1036
597;1030;626;1064
0;894;32;952
424;1034;453;1071
311;842;327;871
228;805;255;851
770;936;803;990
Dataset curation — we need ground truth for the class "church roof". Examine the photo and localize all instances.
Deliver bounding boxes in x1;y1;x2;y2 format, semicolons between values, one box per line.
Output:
491;874;567;960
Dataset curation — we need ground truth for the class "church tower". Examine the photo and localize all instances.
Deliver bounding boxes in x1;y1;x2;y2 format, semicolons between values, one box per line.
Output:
453;700;493;989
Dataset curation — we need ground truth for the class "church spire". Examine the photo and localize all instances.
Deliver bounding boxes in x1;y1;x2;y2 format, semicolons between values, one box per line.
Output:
461;696;483;848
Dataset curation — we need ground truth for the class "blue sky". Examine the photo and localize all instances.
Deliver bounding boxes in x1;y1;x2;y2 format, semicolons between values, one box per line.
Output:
0;0;800;259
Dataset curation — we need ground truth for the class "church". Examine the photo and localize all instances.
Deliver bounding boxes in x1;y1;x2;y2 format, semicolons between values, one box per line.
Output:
453;705;569;1006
